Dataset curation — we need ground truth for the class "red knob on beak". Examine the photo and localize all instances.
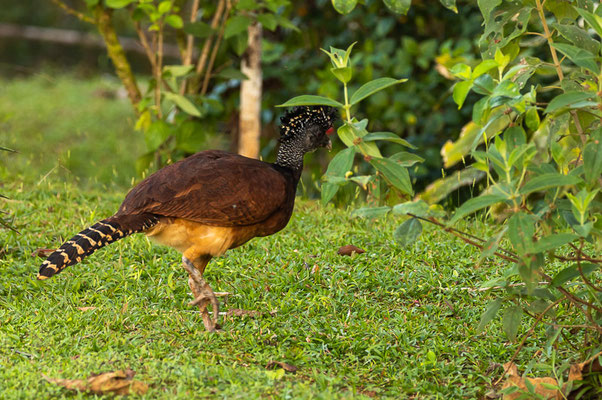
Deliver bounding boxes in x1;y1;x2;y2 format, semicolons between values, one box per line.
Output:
326;126;335;135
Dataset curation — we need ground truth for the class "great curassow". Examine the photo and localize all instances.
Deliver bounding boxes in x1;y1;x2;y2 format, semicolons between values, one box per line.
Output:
38;106;337;332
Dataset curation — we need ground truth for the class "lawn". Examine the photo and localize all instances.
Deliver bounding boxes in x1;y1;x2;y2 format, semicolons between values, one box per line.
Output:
1;75;552;398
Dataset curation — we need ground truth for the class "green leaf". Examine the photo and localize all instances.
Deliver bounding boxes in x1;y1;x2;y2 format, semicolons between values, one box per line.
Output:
450;63;471;80
439;0;457;13
576;7;602;39
552;23;601;55
453;80;473;109
163;92;202;117
389;151;424;167
350;78;407;106
533;233;578;253
351;206;391;219
370;157;413;196
225;15;252;39
217;68;248;80
519;173;581;196
183;21;214;38
552;43;600;74
257;13;277;31
545;91;597;113
472;59;498;78
331;67;353;84
525;108;540;131
551;263;599;287
144;120;171;151
383;0;411;14
321;147;356;204
583;129;602;185
394;218;423;246
508;213;535;255
158;1;171;14
420;168;486;204
392;200;431;218
449;194;507;225
362;132;416;149
165;14;183;29
331;0;358;14
277;95;343;108
163;65;194;78
502;306;522;341
105;0;134;8
477;298;502;333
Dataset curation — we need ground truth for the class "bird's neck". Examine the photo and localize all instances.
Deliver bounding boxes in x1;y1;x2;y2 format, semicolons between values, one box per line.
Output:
275;138;305;174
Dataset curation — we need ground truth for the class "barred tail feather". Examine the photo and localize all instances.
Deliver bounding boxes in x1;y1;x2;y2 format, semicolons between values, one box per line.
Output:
37;213;158;280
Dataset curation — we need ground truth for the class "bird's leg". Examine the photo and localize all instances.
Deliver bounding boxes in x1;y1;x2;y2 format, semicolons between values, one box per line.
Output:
181;254;220;332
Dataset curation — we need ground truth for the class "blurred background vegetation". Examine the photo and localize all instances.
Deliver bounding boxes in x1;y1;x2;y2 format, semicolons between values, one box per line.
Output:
0;0;482;201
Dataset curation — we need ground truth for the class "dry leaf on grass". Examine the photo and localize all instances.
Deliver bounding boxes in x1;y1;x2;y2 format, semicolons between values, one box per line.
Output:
569;351;602;382
501;363;563;400
76;307;97;311
31;248;55;258
337;245;365;256
43;369;148;395
266;361;298;373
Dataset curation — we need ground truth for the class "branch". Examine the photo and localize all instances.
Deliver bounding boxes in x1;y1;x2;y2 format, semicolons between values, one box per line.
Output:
93;5;141;111
406;213;520;262
493;298;564;386
50;0;94;24
190;0;226;93
534;0;587;145
133;21;156;71
200;0;231;95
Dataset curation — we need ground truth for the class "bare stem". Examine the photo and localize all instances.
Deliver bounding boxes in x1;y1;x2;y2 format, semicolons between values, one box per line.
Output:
200;0;231;96
50;0;94;23
493;298;564;386
191;0;226;93
155;21;164;119
134;20;156;71
535;0;587;144
180;0;201;94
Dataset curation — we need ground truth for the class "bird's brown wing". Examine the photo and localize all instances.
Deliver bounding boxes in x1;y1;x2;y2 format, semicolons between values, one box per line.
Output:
117;150;289;226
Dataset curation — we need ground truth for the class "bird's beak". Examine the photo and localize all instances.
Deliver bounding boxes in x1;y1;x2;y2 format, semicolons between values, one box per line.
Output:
325;138;332;151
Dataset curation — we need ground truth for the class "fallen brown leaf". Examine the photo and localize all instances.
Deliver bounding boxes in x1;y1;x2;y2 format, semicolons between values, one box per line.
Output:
337;245;365;256
76;307;97;312
43;369;148;396
501;362;563;400
31;248;55;258
266;361;298;373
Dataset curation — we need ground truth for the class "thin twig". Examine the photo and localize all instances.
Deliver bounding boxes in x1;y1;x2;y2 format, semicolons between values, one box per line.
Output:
194;0;226;77
406;213;520;262
50;0;94;23
155;21;164;119
535;0;587;145
134;20;156;70
179;0;201;94
493;298;564;386
200;0;231;95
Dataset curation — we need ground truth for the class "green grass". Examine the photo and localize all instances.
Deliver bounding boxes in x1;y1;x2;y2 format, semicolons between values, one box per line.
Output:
0;73;141;188
2;178;517;399
0;74;582;398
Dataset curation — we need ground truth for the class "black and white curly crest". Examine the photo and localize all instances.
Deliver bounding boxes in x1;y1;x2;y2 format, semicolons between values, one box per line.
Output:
279;106;338;141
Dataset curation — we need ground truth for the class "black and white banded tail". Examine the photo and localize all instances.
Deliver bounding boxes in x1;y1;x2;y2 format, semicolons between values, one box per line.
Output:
38;214;158;280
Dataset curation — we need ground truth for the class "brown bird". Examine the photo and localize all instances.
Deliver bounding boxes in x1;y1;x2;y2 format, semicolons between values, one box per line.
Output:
38;106;337;331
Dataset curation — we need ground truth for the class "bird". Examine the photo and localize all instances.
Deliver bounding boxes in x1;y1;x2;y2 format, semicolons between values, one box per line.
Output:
37;105;338;332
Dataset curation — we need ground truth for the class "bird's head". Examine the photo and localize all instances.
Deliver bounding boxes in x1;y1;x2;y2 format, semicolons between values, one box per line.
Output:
279;106;338;153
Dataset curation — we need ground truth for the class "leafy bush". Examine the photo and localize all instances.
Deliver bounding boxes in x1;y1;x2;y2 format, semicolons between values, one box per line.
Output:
329;0;602;391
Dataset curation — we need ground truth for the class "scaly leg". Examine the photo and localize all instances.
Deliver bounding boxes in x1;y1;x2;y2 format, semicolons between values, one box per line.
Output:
182;255;220;332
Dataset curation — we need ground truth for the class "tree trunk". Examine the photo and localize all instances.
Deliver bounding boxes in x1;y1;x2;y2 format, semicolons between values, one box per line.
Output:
238;22;262;159
94;6;141;111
